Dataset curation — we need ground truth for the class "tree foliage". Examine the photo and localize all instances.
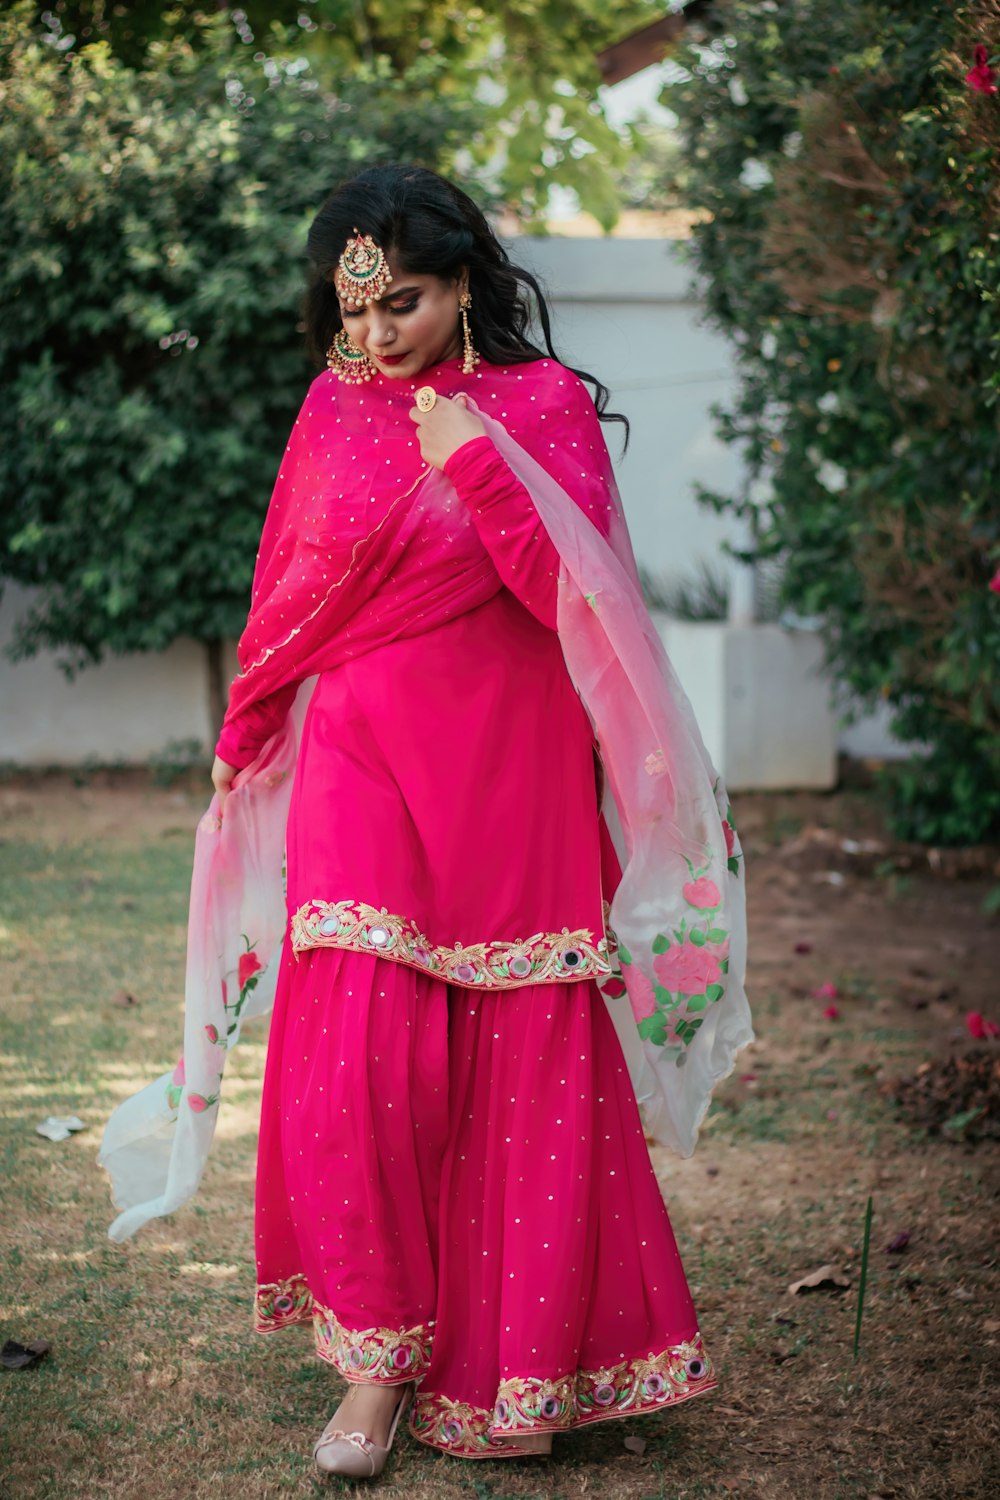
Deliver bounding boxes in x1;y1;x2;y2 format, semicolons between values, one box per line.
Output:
666;0;1000;844
35;0;663;225
0;4;474;726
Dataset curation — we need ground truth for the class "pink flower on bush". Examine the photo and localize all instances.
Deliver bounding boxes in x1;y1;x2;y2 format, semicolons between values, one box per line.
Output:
966;1011;1000;1040
822;1003;840;1020
812;981;840;1001
653;942;724;996
966;45;998;95
682;877;722;910
171;1055;186;1087
989;569;1000;596
239;950;262;989
623;964;657;1020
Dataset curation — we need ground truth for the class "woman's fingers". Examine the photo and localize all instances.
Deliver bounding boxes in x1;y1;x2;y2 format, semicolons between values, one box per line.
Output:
407;393;485;467
211;754;238;810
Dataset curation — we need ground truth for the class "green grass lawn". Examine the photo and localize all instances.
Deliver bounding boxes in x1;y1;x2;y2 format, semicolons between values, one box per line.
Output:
1;776;998;1500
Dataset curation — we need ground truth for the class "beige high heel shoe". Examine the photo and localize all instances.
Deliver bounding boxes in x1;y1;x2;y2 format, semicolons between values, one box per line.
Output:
313;1382;413;1479
495;1430;553;1456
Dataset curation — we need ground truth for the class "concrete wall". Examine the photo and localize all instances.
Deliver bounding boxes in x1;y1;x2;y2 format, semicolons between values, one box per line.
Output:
0;237;908;771
509;236;743;590
0;582;232;765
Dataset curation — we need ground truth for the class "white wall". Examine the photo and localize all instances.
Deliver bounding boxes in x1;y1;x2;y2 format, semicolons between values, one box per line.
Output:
0;581;225;765
507;237;742;589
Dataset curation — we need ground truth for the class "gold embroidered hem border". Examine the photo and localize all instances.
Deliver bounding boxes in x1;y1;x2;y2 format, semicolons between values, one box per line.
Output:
255;1272;313;1331
256;1279;713;1453
254;1274;433;1382
290;897;613;989
408;1334;716;1458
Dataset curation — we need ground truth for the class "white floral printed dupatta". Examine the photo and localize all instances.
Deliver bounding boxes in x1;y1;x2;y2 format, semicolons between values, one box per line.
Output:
480;401;754;1156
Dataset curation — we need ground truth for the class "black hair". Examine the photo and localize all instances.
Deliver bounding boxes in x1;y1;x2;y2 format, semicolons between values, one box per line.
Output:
304;163;629;446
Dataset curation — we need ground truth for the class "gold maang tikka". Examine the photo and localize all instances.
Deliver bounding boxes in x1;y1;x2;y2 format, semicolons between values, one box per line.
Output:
334;228;393;308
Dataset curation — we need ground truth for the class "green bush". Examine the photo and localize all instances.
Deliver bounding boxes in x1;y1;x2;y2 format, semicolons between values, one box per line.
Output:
666;0;1000;844
0;5;474;728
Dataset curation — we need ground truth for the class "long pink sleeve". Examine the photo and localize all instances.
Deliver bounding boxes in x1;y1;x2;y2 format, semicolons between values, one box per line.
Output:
215;679;299;770
443;435;561;629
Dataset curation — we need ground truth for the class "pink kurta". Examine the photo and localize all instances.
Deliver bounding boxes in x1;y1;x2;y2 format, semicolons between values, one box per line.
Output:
219;364;717;1457
220;429;621;986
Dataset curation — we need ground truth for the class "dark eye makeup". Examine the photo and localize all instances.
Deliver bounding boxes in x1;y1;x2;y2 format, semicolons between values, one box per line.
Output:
342;298;419;319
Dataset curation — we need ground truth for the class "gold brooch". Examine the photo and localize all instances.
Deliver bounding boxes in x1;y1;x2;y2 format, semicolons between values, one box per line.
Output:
415;386;437;412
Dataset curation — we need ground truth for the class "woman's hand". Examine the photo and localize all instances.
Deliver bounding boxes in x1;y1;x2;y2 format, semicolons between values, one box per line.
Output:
211;754;238;811
408;392;486;470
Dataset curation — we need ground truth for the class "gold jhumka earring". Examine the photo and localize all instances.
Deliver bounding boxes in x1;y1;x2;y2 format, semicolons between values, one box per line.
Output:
326;228;392;385
325;327;375;384
459;289;480;375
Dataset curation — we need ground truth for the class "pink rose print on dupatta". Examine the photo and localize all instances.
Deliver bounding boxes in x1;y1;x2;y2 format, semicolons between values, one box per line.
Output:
622;964;658;1021
654;942;725;996
682;877;722;910
722;819;736;858
171;1056;186;1087
238;950;263;989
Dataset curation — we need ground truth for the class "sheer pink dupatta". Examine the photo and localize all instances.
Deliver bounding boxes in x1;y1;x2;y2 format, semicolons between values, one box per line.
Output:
480;396;753;1156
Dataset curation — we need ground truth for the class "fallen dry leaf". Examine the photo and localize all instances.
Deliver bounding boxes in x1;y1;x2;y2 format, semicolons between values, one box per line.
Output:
111;988;138;1008
623;1434;646;1455
1;1338;51;1370
788;1264;851;1295
885;1231;911;1254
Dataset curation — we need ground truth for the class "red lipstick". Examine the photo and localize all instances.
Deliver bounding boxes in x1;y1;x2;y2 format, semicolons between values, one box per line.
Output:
376;352;408;366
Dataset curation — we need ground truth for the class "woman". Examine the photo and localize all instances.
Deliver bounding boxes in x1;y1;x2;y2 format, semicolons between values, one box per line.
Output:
99;163;752;1479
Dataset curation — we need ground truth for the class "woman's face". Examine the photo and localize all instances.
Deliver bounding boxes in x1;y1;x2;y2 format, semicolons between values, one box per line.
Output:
337;250;465;379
